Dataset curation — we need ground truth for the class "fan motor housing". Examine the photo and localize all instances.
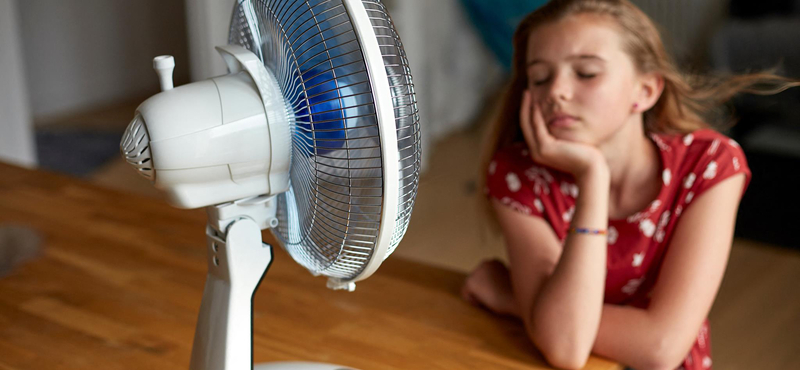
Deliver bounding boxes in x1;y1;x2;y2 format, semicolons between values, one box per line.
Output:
123;47;290;209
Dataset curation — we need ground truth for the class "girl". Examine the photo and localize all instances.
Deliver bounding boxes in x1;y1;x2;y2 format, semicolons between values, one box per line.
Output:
461;1;798;369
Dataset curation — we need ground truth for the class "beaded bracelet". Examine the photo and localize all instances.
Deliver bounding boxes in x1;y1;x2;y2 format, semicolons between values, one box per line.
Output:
568;227;608;235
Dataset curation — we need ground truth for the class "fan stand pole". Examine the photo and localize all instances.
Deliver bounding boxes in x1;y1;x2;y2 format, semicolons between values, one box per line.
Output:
189;216;272;370
188;199;358;370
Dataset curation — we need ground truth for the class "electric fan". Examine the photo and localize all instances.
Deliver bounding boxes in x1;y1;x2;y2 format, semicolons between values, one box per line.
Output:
119;0;420;369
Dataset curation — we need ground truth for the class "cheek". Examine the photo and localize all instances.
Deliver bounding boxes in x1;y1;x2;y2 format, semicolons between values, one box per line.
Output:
579;77;634;123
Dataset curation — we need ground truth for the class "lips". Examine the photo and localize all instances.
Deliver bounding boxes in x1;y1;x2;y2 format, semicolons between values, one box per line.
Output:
547;114;578;128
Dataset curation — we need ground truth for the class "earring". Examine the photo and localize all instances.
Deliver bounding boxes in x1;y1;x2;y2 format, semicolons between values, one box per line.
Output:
633;103;639;111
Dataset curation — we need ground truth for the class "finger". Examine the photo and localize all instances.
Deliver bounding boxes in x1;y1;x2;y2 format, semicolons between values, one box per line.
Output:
531;100;553;147
519;90;537;153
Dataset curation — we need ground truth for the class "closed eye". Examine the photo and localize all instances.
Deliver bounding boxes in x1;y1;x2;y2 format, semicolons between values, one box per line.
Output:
531;73;596;86
532;77;550;86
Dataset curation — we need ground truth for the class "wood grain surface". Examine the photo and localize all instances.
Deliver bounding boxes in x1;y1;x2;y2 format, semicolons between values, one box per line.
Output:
0;163;621;370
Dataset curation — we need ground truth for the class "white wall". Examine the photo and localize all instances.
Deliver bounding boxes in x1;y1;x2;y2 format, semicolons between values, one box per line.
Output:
16;0;190;121
0;0;37;167
185;0;237;81
390;0;504;169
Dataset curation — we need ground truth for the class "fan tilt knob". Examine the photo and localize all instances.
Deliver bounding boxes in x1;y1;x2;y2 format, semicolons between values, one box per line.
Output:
153;55;175;91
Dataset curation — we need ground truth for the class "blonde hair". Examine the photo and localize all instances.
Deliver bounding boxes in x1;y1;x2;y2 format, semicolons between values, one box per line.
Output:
478;0;798;230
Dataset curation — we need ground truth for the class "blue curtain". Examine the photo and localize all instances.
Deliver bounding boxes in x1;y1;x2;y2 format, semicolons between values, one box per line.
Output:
460;0;548;71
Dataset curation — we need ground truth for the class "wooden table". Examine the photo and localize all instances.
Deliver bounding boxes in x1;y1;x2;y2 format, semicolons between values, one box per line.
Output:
0;163;621;370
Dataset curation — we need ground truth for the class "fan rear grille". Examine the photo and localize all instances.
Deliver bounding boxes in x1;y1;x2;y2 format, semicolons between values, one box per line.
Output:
229;0;419;280
120;114;155;181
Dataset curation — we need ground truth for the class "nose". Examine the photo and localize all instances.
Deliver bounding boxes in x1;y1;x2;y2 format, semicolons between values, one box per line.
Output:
546;71;573;103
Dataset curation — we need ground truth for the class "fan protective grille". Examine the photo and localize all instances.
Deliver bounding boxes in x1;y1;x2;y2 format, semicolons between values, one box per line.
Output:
361;0;421;257
120;114;155;181
229;0;420;280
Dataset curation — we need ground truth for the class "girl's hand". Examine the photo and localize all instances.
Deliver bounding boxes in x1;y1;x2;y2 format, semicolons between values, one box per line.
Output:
520;90;608;181
461;259;520;317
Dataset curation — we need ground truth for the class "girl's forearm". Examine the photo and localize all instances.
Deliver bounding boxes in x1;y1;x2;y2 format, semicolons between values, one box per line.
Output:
593;304;691;370
525;167;610;368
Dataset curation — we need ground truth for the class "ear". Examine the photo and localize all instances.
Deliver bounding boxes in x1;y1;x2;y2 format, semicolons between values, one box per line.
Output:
634;72;664;112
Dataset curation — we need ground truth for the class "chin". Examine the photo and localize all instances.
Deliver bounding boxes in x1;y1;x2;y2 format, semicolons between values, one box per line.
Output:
551;128;593;144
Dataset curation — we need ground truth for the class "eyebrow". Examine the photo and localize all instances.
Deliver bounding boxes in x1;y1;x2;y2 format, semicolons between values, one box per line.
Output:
527;55;606;66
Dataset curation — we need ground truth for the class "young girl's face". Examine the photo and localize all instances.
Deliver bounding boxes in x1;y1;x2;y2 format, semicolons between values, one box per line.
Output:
525;14;641;145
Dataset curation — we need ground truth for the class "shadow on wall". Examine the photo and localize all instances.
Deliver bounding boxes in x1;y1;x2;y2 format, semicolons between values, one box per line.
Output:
13;0;190;179
16;0;190;122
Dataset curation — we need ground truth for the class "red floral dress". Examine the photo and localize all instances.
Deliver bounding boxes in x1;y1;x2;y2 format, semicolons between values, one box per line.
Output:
485;129;751;370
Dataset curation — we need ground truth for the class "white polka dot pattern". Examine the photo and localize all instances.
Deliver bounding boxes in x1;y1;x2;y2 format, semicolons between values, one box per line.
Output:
505;172;521;192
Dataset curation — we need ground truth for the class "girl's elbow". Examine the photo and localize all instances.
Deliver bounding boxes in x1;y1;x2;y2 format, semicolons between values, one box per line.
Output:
639;335;689;370
639;355;683;370
530;327;592;370
540;348;590;370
